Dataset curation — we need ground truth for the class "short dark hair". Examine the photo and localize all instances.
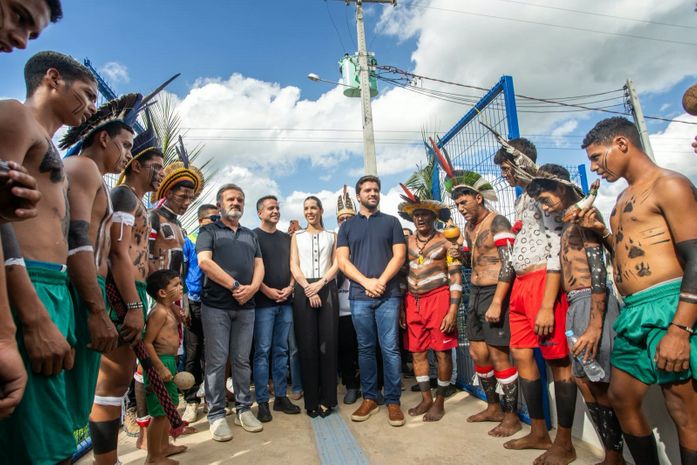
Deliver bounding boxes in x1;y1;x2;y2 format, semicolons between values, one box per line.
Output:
216;183;244;203
256;195;278;212
581;117;642;150
82;121;134;150
24;51;95;97
355;175;381;194
146;269;179;300
124;149;163;176
526;164;572;198
197;204;218;219
45;0;63;22
169;180;196;193
493;138;537;165
451;186;480;201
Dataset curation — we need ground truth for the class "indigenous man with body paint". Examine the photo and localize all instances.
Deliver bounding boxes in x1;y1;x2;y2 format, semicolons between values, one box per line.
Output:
527;164;625;465
439;164;522;438
59;94;142;448
579;117;697;465
489;130;577;465
0;50;97;465
0;0;62;54
89;114;166;465
397;184;460;422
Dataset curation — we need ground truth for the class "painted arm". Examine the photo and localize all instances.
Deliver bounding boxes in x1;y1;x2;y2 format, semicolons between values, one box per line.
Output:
109;187;144;343
655;175;697;372
441;259;462;334
535;208;563;337
65;160;118;354
487;215;515;323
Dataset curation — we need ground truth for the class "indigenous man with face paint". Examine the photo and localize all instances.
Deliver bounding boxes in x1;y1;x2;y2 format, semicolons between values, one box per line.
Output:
527;164;625;465
579;117;697;465
491;134;577;465
440;166;522;439
0;0;62;53
59;94;141;450
89;115;165;465
0;50;97;465
397;184;460;422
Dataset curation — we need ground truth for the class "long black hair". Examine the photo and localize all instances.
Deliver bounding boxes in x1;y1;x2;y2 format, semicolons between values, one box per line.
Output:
304;196;324;228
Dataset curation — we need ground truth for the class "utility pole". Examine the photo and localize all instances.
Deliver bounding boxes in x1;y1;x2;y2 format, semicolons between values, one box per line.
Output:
345;0;396;176
625;79;655;161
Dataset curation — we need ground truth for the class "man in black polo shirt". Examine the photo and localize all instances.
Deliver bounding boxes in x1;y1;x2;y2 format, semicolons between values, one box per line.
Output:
196;183;265;441
337;175;407;427
252;195;300;422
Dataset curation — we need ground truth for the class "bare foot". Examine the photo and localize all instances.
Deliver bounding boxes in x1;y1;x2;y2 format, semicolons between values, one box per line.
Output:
164;444;188;457
145;455;179;465
179;426;197;435
533;443;576;465
504;432;552;450
488;414;522;437
408;398;433;417
136;428;148;450
423;402;445;422
467;404;504;423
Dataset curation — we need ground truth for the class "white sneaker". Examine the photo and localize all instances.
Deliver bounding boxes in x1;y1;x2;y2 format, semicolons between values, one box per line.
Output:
234;409;263;432
182;403;199;423
197;382;205;398
209;417;233;442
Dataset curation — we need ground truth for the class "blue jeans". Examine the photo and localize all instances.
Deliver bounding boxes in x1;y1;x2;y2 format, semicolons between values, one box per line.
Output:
351;297;402;405
253;305;293;403
288;320;303;393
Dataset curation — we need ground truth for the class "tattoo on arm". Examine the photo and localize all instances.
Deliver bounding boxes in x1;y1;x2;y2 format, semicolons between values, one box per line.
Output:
585;245;607;294
676;239;697;303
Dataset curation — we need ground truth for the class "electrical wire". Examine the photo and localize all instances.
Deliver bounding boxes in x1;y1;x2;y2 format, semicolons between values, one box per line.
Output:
324;0;348;52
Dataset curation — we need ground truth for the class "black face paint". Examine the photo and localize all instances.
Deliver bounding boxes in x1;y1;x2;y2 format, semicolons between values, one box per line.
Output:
677;239;697;304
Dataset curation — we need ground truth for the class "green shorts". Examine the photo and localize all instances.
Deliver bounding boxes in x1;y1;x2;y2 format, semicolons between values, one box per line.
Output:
0;261;77;465
143;354;179;417
612;278;697;385
107;279;148;335
66;274;107;434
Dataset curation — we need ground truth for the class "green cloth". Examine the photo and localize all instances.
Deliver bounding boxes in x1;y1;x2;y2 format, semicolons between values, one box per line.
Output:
143;354;179;417
107;279;148;334
0;261;77;465
66;274;106;434
612;278;697;385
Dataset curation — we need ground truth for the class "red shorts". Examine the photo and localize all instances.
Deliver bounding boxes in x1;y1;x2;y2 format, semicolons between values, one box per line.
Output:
404;286;458;353
509;269;568;360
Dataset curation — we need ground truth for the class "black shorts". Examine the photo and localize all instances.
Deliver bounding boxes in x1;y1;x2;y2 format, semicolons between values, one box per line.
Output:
466;284;511;347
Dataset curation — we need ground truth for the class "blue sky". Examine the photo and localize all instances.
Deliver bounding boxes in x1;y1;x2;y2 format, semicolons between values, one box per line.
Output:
4;0;696;229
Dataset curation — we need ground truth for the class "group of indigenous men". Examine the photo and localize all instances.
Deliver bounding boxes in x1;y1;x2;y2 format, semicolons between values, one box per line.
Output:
1;3;697;465
0;14;206;462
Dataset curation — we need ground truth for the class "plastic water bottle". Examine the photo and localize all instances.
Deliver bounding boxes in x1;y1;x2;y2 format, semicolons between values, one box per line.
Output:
565;330;606;382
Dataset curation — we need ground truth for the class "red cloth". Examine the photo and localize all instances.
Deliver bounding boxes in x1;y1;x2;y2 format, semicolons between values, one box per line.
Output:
404;286;458;352
508;269;568;360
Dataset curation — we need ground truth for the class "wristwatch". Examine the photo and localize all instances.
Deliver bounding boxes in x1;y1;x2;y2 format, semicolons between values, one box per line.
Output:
230;280;240;290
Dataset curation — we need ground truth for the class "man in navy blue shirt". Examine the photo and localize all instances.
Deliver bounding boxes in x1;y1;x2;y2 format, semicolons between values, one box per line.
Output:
337;175;407;427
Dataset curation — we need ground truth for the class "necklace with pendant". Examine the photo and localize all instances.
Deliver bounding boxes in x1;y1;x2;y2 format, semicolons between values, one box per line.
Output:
415;231;436;265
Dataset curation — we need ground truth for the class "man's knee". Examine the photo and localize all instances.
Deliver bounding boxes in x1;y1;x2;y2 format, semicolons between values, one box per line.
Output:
608;380;635;412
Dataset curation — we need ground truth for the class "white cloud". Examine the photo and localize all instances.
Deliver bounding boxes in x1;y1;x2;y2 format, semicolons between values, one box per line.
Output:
99;62;130;84
551;120;578;147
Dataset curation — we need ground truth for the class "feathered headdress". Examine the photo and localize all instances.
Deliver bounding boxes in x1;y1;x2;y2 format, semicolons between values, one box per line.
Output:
116;107;161;185
60;73;180;156
528;165;583;198
151;135;205;202
429;137;498;202
480;121;538;183
336;185;356;219
397;183;450;223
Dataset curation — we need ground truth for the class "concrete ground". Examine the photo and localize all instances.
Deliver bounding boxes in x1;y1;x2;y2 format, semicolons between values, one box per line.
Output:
77;380;605;465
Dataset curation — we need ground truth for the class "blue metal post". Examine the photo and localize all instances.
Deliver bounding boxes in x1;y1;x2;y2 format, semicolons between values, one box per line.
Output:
431;162;441;201
577;164;590;195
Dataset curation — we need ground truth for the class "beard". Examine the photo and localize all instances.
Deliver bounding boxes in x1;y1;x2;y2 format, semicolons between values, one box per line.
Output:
223;207;243;220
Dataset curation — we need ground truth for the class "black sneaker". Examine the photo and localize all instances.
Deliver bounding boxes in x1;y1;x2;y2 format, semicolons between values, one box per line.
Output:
273;396;301;414
343;388;360;405
257;402;272;423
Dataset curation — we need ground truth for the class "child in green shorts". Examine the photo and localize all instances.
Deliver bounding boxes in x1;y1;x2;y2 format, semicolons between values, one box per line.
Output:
144;270;188;464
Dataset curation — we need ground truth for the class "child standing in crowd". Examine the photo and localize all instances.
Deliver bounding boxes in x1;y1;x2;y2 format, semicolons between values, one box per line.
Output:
144;270;188;465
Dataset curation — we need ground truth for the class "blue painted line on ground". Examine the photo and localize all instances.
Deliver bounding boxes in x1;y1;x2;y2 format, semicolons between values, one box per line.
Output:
310;412;371;465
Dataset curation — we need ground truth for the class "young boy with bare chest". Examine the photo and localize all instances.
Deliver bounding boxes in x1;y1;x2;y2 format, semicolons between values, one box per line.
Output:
144;269;188;465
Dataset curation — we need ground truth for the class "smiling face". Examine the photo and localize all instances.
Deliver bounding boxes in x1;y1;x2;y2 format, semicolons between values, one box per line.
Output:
258;198;280;225
357;181;380;211
0;0;51;53
303;198;323;227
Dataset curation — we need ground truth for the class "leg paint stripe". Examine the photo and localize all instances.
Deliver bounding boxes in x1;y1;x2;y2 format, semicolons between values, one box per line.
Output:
89;419;120;455
94;395;125;407
437;379;450;387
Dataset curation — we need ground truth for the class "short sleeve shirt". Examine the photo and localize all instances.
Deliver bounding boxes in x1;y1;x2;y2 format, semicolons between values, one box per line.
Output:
337;211;406;300
196;220;262;310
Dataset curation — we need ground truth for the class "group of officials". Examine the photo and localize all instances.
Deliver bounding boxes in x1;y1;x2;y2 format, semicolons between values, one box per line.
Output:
1;3;697;465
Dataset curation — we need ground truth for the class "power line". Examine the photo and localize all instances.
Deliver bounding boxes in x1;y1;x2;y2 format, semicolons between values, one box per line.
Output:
487;0;697;31
413;4;697;48
324;0;348;52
